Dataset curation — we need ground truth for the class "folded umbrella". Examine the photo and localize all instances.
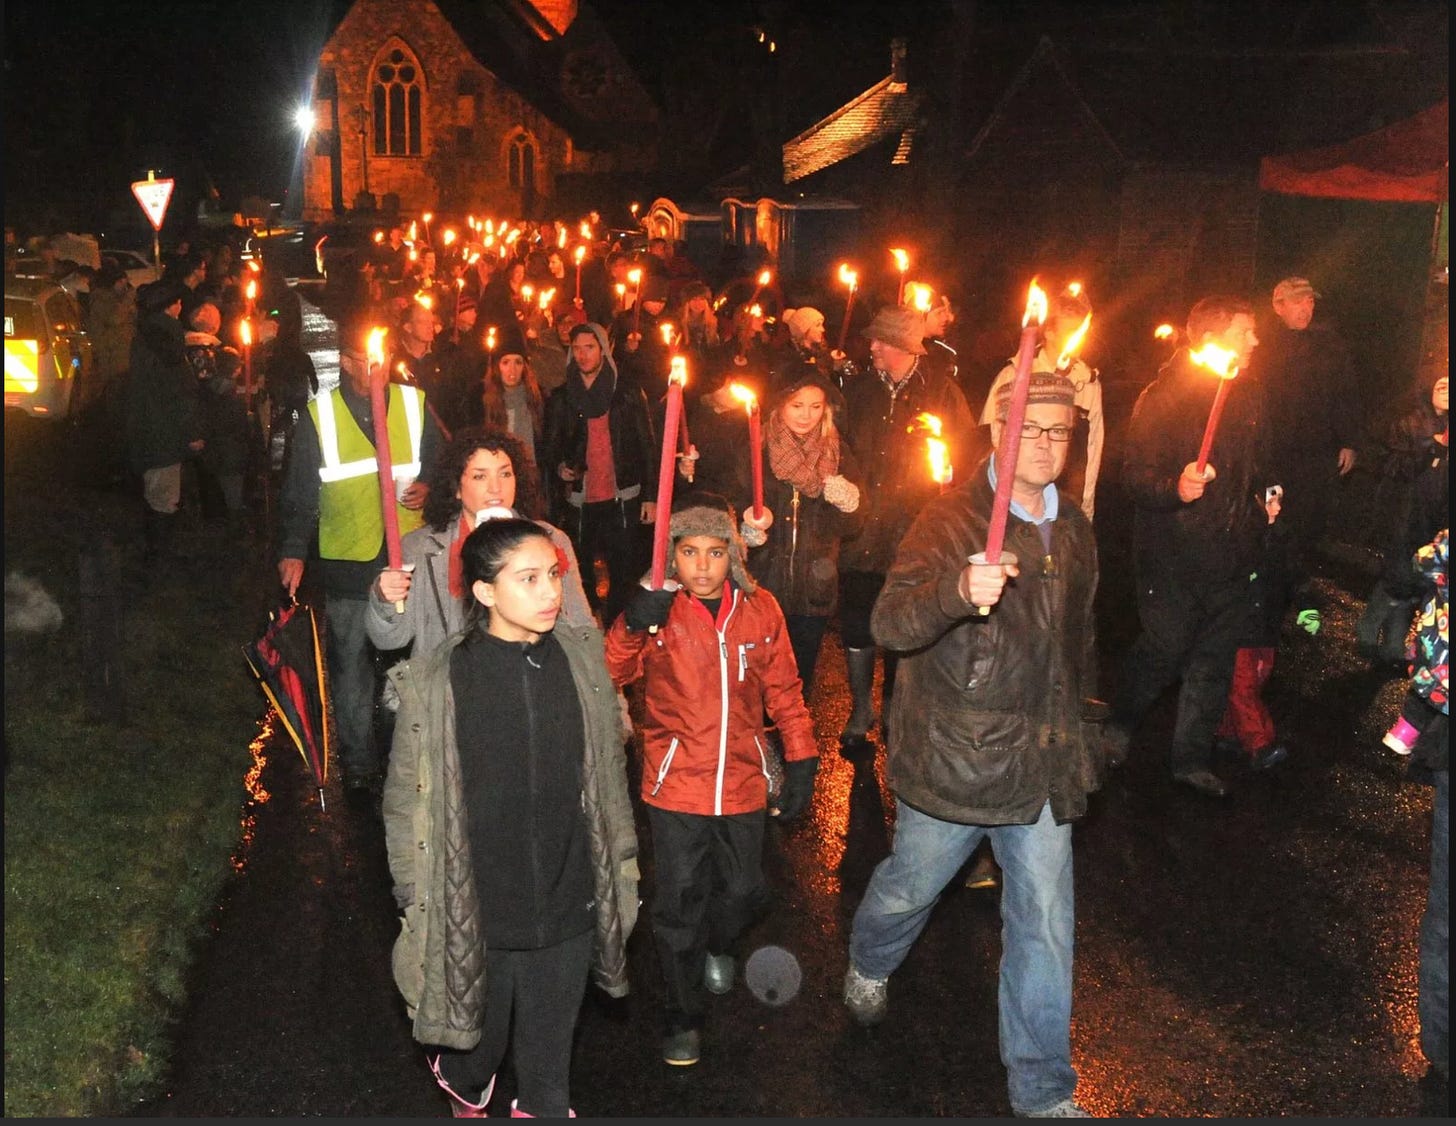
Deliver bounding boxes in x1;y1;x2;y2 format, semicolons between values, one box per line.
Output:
243;599;331;809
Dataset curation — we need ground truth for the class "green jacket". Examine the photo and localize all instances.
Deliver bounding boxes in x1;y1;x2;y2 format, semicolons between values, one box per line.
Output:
383;620;639;1050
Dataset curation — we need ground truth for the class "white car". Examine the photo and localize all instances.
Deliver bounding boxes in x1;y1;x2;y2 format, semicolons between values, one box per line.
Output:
4;277;95;419
101;247;161;289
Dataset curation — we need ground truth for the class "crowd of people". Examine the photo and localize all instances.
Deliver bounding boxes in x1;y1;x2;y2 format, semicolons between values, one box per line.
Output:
24;212;1440;1115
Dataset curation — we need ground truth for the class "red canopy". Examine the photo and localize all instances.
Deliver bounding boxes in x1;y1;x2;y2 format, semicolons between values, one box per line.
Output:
1259;101;1448;204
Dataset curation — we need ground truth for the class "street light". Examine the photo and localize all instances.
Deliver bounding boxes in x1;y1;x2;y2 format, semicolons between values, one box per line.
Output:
293;105;316;134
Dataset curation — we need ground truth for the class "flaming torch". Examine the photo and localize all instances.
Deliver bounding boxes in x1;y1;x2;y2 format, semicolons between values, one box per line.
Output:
835;264;859;352
974;278;1049;611
906;282;934;314
730;383;765;520
915;412;951;492
890;247;910;305
1188;341;1241;476
650;357;690;589
239;316;254;414
628;267;644;335
573;245;587;303
442;228;457;248
1054;312;1092;375
748;268;772;308
422;211;433;245
244;277;258;318
367;327;406;610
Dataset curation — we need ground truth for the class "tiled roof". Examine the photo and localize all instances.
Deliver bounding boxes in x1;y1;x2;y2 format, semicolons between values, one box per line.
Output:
781;75;924;184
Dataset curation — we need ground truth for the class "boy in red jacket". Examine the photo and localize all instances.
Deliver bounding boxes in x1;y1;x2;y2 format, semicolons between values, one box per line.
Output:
606;493;819;1068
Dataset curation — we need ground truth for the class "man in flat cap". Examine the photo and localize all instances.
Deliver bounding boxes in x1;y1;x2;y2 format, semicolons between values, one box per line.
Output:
844;371;1102;1119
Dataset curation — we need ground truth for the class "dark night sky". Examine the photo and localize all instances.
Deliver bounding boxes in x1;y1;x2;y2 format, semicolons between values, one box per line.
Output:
3;0;1447;237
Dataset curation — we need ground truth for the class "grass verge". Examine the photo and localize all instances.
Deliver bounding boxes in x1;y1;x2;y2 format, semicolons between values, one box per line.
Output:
4;441;273;1117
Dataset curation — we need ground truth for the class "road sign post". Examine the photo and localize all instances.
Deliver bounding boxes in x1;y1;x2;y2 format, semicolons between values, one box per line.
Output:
130;172;176;273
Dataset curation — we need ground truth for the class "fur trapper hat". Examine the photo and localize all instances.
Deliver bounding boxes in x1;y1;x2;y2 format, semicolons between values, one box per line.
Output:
667;491;757;593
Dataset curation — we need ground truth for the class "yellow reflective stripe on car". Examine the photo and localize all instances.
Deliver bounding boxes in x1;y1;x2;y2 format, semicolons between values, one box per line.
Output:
4;339;39;393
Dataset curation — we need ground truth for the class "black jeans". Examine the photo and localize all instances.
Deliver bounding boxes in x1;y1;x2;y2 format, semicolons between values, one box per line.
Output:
785;613;830;702
1114;569;1246;776
432;929;592;1117
567;496;647;629
647;807;768;1032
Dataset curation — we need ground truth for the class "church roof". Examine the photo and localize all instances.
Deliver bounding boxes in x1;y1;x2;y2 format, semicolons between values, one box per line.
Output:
782;74;924;185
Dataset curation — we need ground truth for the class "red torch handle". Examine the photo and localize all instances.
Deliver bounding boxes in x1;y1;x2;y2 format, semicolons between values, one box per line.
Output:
984;324;1040;563
836;290;857;353
370;374;404;570
1194;379;1231;477
650;381;683;588
748;405;764;519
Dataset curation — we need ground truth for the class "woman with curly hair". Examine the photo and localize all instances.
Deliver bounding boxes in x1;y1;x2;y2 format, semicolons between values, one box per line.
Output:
368;426;593;661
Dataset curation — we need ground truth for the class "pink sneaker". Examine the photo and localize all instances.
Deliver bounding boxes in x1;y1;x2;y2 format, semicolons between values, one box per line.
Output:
1383;715;1419;755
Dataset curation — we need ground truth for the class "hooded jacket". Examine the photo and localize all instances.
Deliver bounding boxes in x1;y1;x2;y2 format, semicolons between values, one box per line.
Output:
124;309;201;472
605;582;816;816
383;621;638;1050
871;464;1103;825
541;322;658;509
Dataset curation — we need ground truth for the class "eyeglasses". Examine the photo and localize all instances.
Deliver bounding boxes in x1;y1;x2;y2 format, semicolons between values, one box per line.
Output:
1019;423;1073;442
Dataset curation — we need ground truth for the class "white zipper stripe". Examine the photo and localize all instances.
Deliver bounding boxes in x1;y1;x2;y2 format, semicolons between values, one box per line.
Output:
652;737;680;796
713;590;740;816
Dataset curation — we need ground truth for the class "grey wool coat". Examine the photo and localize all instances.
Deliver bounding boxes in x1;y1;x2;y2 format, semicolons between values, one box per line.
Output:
382;621;639;1050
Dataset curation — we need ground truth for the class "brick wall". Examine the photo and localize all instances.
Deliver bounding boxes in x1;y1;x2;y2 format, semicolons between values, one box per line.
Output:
303;0;575;221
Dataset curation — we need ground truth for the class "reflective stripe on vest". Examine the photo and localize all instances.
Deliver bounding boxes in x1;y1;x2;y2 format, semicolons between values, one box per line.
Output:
314;384;423;484
308;384;426;561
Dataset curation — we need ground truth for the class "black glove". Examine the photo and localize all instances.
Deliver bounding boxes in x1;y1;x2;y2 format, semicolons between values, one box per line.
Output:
771;756;819;821
623;585;677;631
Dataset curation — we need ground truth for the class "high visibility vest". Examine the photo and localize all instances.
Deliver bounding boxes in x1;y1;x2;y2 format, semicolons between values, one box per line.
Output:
308;383;425;561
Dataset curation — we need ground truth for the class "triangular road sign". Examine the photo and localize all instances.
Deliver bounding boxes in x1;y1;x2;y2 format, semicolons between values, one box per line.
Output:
131;177;175;231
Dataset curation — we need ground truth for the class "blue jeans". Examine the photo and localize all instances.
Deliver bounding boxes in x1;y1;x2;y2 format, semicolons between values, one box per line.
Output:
1421;769;1448;1076
849;799;1077;1114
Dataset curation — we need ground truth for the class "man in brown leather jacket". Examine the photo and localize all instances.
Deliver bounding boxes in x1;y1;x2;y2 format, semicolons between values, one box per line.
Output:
843;372;1102;1119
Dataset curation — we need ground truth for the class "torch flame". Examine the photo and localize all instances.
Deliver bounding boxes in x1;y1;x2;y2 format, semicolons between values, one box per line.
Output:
247;259;262;274
521;284;534;302
927;438;950;485
890;247;910;273
1022;278;1049;328
422;211;433;224
756;268;772;287
366;327;387;370
748;304;762;319
907;283;934;312
485;219;495;235
628;267;643;286
468;251;481;265
240;318;252;347
1154;323;1176;341
485;326;498;350
574;245;586;265
414;292;433;310
442;229;457;247
245;279;257;302
614;283;627;298
557;227;568;249
484;233;496;248
837;263;858;289
467;216;477;230
728;382;757;408
1055;313;1093;372
408;221;418;241
914;412;944;438
660;323;675;346
408;248;419;262
373;230;385;244
506;228;522;245
1066;281;1083;297
579;220;592;240
1188;341;1240;380
670;355;688;387
456;277;465;290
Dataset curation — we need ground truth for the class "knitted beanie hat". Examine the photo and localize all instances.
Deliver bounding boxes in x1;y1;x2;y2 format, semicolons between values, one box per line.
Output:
667;492;757;593
782;306;826;344
992;371;1077;422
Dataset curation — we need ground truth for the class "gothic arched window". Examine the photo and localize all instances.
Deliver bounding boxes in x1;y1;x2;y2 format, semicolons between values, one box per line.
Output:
506;129;536;191
371;43;424;156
